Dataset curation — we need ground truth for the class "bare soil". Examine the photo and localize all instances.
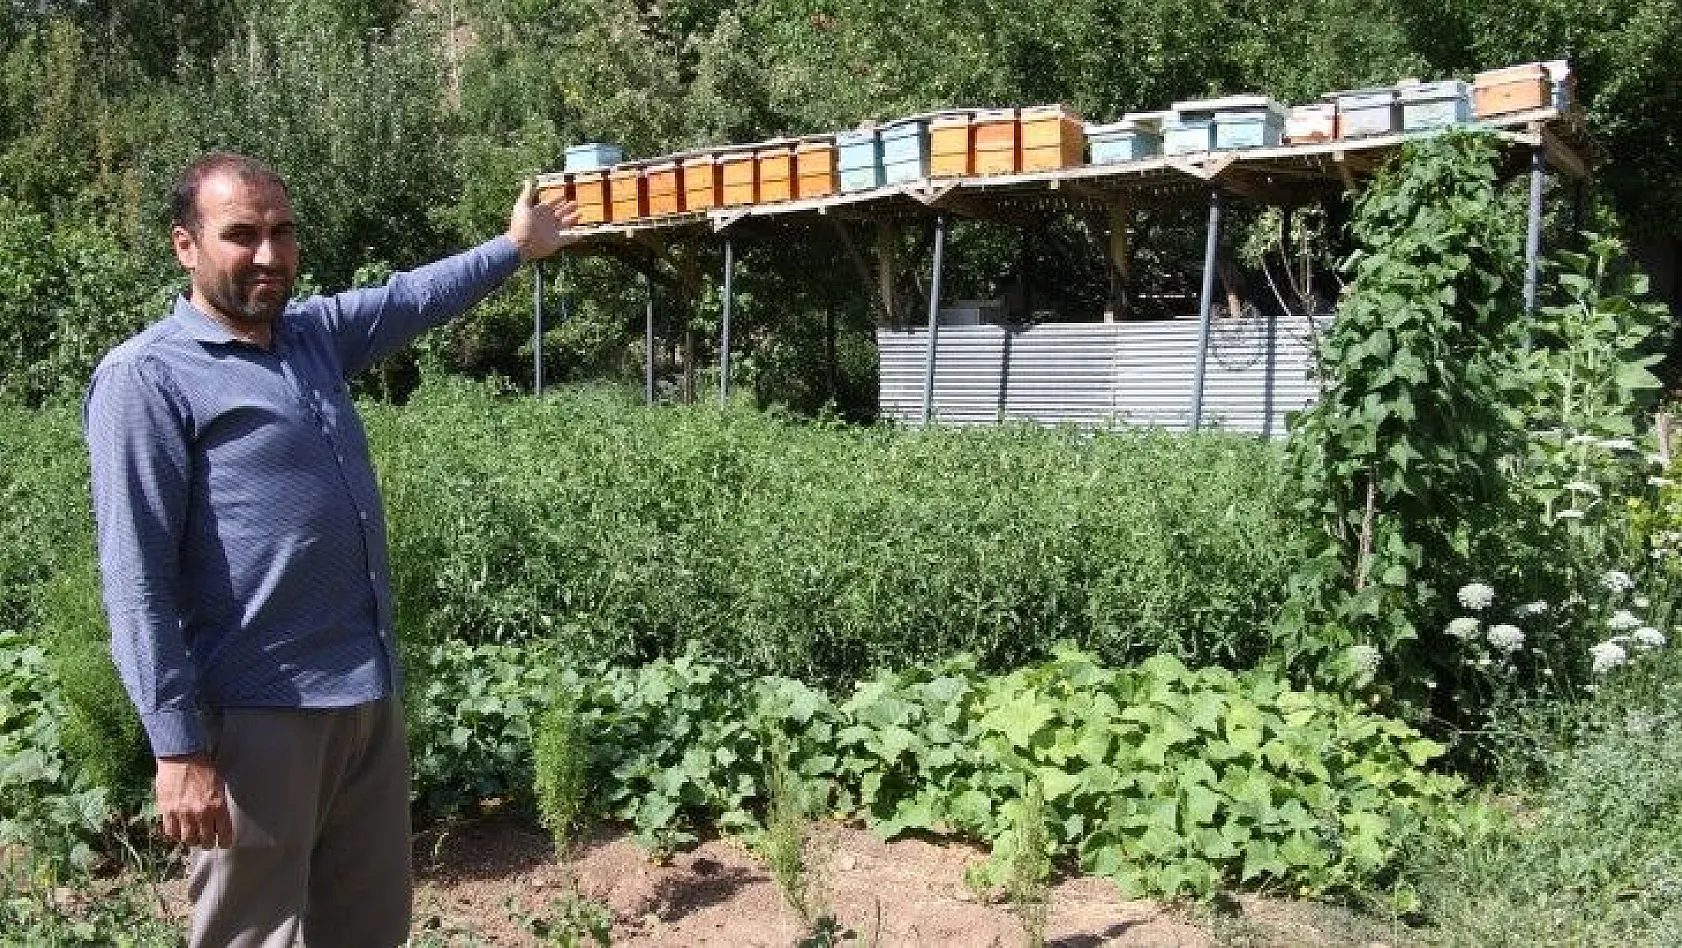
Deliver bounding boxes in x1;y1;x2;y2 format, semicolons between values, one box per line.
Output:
153;812;1381;946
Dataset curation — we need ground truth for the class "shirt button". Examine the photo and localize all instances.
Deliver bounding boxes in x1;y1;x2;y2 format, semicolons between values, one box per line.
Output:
359;510;369;522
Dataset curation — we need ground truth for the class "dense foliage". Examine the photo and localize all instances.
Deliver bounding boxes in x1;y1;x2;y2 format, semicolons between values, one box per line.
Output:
1;0;1678;412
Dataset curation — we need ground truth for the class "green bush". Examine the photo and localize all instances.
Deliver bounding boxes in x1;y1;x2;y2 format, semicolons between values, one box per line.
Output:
370;378;1299;684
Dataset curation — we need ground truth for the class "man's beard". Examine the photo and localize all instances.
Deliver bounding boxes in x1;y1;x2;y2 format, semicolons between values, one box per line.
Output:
203;269;291;327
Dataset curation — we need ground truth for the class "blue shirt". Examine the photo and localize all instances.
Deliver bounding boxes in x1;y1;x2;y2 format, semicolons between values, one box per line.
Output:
84;236;521;757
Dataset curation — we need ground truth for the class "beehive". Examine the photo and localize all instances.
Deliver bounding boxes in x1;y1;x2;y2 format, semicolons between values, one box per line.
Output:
607;164;646;222
795;139;837;199
880;118;929;184
1020;105;1084;171
563;143;623;173
1398;80;1471;131
972;108;1020;175
1211;98;1288;150
837;128;884;192
1087;113;1165;163
1473;63;1551;118
571;170;610;225
929;113;972;177
719;151;757;206
645;161;684;216
682;155;721;211
756;144;796;203
1285;104;1337;143
1332;87;1400;138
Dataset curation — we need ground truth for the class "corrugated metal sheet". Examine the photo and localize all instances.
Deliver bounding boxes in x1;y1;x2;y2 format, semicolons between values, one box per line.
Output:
877;317;1321;435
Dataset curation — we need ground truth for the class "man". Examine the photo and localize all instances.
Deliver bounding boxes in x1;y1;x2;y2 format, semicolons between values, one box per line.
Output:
84;152;579;947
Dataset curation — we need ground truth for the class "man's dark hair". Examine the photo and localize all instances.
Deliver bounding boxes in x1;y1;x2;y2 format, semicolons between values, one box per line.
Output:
170;153;291;234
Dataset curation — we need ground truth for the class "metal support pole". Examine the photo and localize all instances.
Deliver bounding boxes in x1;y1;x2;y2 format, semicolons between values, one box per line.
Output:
920;214;949;425
643;272;655;405
1190;188;1223;433
532;261;545;397
1523;144;1546;316
720;239;735;407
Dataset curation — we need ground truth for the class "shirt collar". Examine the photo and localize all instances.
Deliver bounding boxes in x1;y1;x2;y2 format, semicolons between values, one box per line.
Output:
170;295;290;348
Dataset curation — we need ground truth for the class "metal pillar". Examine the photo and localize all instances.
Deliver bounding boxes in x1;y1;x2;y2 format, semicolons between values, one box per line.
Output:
1190;188;1223;432
532;261;545;397
720;239;735;407
643;273;655;405
920;214;949;425
1523;144;1546;315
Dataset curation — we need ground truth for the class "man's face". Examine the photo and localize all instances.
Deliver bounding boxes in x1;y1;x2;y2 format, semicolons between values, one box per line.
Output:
172;172;299;330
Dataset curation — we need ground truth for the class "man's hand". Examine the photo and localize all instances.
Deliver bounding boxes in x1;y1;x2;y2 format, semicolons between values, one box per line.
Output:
508;178;583;263
156;753;234;849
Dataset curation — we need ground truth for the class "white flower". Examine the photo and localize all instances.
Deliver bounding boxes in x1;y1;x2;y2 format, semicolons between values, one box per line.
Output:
1486;624;1525;652
1514;601;1549;617
1602;570;1635;592
1608;609;1642;631
1457;583;1496;611
1556;509;1587;520
1632;626;1666;649
1590;640;1628;674
1649;476;1674;488
1447;617;1482;640
1636;596;1651;608
1346;644;1382;675
1565;480;1601;495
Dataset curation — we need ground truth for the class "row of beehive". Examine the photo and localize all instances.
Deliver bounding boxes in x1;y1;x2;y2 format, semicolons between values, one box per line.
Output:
542;61;1568;226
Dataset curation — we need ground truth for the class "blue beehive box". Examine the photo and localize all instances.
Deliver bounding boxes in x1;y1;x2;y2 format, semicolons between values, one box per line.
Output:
1086;111;1166;163
1212;97;1289;149
563;142;624;173
1397;80;1470;131
837;128;884;192
1163;117;1214;155
880;118;930;184
1332;87;1400;138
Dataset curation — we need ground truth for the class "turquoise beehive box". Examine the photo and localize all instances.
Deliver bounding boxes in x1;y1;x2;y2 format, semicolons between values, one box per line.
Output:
880;118;930;184
1086;111;1166;163
1211;97;1289;149
563;143;624;172
837;128;884;192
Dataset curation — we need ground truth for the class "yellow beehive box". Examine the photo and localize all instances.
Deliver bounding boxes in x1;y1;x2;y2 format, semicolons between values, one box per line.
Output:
756;144;796;203
645;161;684;217
1473;63;1551;118
1019;104;1083;171
929;113;973;177
570;170;610;225
719;151;757;206
682;155;721;211
795;139;837;199
972;108;1019;175
607;163;646;223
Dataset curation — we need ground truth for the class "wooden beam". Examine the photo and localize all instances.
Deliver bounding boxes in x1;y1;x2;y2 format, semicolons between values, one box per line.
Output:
875;220;900;328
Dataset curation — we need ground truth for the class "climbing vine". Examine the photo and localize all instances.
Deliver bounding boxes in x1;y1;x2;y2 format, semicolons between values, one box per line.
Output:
1279;131;1531;691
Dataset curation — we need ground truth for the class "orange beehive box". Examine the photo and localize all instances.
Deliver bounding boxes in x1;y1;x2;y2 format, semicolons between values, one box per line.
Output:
535;174;574;207
756;144;796;202
682;155;721;210
1019;104;1084;172
794;139;837;199
607;164;646;222
929;113;972;177
645;161;684;216
1472;63;1551;118
570;170;610;225
1285;103;1338;143
972;108;1020;175
719;151;757;206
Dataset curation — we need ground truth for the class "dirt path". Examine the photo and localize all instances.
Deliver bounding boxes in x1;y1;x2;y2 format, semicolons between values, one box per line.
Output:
409;815;1215;947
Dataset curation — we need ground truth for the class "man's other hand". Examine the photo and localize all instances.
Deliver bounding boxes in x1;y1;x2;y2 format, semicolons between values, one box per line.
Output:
509;178;583;262
156;753;234;849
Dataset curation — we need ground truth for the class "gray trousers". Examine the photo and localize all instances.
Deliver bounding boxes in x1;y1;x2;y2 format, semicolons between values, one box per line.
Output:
188;698;412;948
